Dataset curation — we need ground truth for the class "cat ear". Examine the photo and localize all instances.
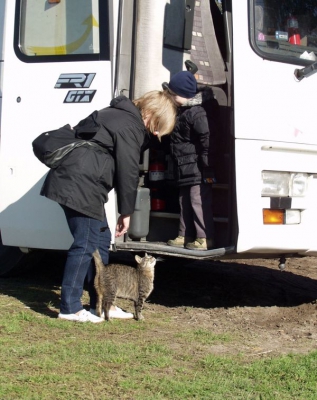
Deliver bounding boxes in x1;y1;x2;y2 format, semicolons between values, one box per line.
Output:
135;255;142;263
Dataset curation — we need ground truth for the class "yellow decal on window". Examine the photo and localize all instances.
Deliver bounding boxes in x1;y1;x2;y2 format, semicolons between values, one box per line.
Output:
27;15;99;56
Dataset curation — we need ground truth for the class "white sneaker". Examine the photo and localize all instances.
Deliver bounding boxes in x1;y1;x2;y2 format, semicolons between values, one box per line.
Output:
110;306;134;319
58;309;103;323
89;308;105;319
90;306;134;320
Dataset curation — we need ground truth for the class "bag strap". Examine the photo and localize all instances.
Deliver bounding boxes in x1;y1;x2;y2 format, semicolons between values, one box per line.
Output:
84;141;109;154
44;140;110;168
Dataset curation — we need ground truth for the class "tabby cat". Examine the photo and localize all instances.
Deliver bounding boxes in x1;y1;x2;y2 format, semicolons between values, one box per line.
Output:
93;250;156;321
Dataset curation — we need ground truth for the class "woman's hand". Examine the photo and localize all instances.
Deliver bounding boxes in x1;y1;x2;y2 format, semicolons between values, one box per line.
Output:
115;214;131;237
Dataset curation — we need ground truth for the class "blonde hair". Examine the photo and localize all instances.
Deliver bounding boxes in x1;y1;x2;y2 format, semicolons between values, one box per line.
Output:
133;90;176;139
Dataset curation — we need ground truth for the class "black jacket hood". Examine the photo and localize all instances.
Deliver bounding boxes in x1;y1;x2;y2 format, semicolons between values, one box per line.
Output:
110;95;142;119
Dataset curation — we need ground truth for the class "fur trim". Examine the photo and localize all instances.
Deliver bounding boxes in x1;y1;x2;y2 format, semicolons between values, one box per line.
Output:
182;86;214;107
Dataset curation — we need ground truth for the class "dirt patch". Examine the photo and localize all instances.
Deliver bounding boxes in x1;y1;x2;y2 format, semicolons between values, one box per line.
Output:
2;252;317;357
149;255;317;356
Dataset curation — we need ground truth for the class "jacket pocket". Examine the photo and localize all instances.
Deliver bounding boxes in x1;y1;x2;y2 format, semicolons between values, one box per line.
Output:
177;154;199;179
97;153;115;193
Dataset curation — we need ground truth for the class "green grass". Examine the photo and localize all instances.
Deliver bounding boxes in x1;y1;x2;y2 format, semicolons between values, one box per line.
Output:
176;328;232;344
1;281;317;399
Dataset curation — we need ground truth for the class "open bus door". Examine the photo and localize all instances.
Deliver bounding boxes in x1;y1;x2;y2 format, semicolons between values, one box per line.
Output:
113;0;236;260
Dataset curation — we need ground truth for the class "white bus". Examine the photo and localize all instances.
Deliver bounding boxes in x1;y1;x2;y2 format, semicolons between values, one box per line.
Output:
1;0;317;274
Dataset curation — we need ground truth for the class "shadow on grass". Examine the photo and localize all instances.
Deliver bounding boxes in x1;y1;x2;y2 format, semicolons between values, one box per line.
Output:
0;251;66;318
0;251;317;314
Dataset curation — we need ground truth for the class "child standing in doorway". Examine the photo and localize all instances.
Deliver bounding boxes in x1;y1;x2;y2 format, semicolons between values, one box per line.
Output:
165;71;216;250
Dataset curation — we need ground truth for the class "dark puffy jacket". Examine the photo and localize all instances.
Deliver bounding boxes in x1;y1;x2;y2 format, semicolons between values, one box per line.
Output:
41;96;149;221
170;87;216;187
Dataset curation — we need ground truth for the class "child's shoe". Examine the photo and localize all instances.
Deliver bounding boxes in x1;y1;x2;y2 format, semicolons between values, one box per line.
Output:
185;238;214;251
167;236;193;248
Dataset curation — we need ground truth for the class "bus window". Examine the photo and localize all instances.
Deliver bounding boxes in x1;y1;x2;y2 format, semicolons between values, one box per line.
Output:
250;0;317;64
15;0;109;61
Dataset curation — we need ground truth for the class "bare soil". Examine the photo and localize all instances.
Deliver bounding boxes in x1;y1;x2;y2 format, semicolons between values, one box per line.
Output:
2;252;317;357
150;255;317;356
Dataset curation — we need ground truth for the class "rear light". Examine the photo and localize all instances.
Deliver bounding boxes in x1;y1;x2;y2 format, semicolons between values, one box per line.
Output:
263;209;301;225
263;209;284;224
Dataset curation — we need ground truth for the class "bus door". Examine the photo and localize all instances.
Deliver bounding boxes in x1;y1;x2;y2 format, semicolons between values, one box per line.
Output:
0;0;115;250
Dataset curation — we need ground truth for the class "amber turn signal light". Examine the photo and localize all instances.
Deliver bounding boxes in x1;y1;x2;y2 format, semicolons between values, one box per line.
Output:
263;209;284;224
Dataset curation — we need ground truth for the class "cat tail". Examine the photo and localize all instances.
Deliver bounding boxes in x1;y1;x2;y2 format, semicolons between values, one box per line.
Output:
92;249;104;275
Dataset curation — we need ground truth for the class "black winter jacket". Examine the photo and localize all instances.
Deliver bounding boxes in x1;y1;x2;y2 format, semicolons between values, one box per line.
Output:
41;96;149;221
170;87;216;187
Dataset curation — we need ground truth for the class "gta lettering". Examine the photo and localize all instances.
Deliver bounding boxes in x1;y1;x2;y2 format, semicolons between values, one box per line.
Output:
55;73;96;88
64;90;96;103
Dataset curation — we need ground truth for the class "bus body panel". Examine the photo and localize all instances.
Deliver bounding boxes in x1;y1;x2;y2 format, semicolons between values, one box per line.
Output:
232;1;317;256
232;1;317;146
235;139;317;255
0;0;116;249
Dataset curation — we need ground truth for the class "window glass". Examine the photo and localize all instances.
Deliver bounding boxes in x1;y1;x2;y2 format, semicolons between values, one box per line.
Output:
253;0;317;63
19;0;100;56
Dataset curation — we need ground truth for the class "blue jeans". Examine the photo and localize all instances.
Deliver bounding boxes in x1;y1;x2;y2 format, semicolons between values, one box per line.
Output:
60;205;111;314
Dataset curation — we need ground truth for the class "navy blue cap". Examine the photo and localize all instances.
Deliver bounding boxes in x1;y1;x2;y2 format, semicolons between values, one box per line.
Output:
168;71;197;99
